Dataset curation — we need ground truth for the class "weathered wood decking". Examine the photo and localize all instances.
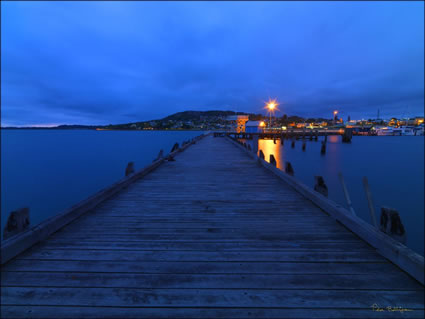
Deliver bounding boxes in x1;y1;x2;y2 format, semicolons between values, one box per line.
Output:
1;135;424;318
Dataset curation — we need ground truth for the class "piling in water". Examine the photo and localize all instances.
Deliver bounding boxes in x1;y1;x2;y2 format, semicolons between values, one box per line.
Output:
285;162;294;176
380;207;406;244
314;176;328;197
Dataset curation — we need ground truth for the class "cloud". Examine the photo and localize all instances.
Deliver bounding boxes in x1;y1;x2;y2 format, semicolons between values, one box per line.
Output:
1;1;424;126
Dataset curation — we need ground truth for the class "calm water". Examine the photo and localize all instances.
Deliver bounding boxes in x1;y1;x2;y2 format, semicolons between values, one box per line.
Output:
1;130;202;238
242;135;424;256
1;131;424;256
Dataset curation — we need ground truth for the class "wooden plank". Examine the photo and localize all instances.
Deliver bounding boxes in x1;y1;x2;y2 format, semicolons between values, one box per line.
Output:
2;260;396;274
2;306;423;319
39;240;373;251
16;249;386;262
2;272;422;290
2;287;424;308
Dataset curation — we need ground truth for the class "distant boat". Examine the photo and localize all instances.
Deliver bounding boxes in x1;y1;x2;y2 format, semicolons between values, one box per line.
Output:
374;126;394;136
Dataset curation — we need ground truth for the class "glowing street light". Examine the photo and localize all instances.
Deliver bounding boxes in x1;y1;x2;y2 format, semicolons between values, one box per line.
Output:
265;99;279;129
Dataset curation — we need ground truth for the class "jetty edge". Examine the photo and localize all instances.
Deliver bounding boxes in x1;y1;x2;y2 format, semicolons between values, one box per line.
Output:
0;133;207;264
226;134;424;285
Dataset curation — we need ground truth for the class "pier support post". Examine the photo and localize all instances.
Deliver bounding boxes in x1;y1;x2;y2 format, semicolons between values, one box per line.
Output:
285;162;294;176
3;207;30;240
342;128;353;143
380;207;406;244
314;130;319;141
269;154;277;166
291;140;295;148
125;162;135;176
302;141;306;151
280;134;284;145
314;176;328;197
320;141;326;155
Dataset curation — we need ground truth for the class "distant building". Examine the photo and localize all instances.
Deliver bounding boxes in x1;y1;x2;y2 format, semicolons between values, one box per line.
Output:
227;115;249;132
245;121;265;133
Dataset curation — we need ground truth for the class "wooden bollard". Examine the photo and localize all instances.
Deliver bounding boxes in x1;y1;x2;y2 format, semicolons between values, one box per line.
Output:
259;150;265;160
171;142;179;153
125;162;135;176
154;149;164;161
320;141;326;155
291;140;295;148
273;138;276;144
285;162;294;176
3;207;30;240
380;207;406;244
302;141;306;151
314;176;328;197
269;154;277;166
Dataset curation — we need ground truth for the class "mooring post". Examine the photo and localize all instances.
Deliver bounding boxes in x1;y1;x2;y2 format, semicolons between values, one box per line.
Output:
273;137;276;144
285;162;294;176
259;150;265;160
154;149;164;162
302;141;306;151
269;154;277;166
291;139;295;148
314;130;319;141
125;162;135;176
338;172;356;216
380;207;406;244
280;133;284;145
314;176;328;197
324;133;328;143
171;142;179;153
3;207;30;240
362;176;378;228
320;141;326;155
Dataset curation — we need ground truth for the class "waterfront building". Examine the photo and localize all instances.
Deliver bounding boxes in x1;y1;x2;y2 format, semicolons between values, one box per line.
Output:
245;120;265;133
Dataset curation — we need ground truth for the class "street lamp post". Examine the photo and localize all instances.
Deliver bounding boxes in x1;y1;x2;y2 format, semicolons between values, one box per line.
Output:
266;99;278;130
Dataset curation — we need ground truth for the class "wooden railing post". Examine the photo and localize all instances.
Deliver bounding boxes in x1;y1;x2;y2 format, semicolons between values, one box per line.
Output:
259;150;265;160
314;176;328;197
285;162;294;176
125;162;135;176
3;208;30;240
380;207;406;244
269;154;277;166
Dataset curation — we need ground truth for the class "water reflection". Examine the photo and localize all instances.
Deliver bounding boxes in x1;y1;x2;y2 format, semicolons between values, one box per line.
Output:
258;139;284;169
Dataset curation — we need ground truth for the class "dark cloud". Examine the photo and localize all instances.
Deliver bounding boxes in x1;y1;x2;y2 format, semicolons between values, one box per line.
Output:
1;1;423;126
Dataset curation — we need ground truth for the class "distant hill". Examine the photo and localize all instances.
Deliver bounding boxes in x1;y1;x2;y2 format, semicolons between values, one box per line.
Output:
161;110;249;121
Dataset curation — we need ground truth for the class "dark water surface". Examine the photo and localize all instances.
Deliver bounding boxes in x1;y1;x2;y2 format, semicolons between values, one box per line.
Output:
1;129;202;239
1;130;424;256
243;135;424;256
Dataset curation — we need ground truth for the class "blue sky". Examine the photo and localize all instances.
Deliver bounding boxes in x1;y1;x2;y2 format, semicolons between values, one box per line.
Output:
1;1;424;126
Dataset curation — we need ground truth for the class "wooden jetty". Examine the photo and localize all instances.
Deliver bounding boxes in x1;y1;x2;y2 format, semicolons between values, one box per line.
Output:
1;133;424;318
